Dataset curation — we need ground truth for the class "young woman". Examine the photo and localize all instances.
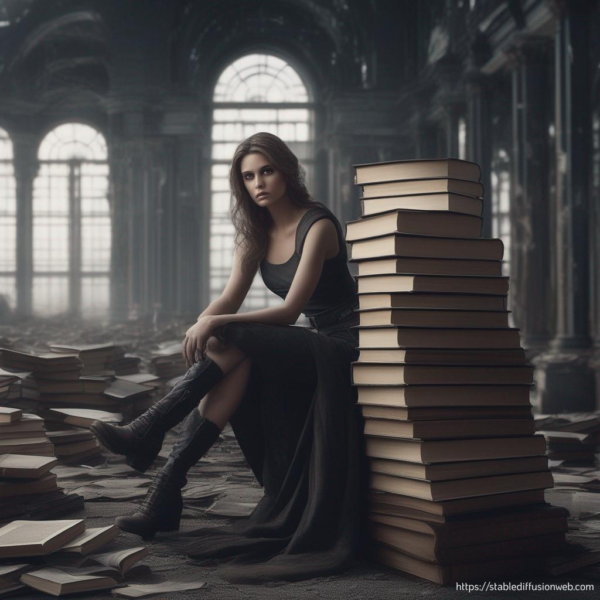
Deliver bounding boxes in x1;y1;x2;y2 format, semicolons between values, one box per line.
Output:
91;132;367;583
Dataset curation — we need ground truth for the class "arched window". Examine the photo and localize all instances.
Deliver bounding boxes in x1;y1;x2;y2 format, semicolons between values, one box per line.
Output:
211;53;314;309
0;128;16;310
34;123;111;318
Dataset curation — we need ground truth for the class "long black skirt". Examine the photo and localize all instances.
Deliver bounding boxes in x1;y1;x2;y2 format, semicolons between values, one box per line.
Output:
172;317;369;584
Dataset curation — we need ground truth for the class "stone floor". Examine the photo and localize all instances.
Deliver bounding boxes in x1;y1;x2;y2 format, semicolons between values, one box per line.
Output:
8;427;599;600
1;318;599;598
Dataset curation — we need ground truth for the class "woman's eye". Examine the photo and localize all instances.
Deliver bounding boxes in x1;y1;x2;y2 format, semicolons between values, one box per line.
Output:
263;168;273;175
244;174;253;180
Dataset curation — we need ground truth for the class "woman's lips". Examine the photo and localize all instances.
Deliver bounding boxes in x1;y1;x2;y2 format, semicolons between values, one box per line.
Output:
256;193;269;199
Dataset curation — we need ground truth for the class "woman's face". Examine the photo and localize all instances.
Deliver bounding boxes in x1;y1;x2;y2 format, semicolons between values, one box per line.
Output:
240;152;288;208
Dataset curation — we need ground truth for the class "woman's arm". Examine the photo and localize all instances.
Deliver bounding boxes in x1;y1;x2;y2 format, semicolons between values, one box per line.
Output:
182;241;257;365
196;241;257;320
183;218;338;364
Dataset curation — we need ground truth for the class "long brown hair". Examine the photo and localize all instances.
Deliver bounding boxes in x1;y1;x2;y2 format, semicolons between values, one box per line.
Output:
229;132;320;272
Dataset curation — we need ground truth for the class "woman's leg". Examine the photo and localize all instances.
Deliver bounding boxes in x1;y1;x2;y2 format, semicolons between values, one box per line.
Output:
198;356;252;431
115;355;252;537
91;333;247;471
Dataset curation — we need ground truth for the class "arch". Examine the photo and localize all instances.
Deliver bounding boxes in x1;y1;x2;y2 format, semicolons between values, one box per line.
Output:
209;52;314;310
0;127;17;310
38;123;107;161
213;53;312;104
33;123;111;319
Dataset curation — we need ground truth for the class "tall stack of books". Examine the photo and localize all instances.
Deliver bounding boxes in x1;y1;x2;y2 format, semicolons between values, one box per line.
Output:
347;158;568;585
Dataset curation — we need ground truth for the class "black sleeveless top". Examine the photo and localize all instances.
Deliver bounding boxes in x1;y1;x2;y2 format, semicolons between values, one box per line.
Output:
259;204;358;317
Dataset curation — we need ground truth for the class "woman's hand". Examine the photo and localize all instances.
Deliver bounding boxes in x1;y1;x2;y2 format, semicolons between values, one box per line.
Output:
182;316;220;366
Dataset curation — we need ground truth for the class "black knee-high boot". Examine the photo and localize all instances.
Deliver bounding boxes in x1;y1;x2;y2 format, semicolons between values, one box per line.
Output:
115;408;222;538
90;358;224;472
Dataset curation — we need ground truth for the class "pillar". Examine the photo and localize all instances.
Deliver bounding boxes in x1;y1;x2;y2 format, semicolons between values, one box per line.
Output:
12;134;38;319
507;38;554;356
535;0;596;412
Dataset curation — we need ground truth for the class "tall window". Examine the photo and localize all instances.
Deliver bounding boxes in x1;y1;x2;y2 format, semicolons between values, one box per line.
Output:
34;124;111;318
211;53;314;309
0;128;16;310
491;148;511;277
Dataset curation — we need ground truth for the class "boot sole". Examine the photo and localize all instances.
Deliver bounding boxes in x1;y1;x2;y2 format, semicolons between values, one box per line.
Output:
90;422;154;474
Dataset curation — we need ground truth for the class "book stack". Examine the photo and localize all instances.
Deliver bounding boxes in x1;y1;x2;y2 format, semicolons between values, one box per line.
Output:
0;368;24;403
0;408;54;457
149;342;188;379
49;343;124;376
535;414;600;463
347;158;568;585
37;408;122;464
0;349;114;409
48;342;142;377
0;454;85;526
1;349;156;421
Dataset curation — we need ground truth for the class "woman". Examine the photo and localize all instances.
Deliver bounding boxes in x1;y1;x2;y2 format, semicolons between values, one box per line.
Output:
91;132;367;583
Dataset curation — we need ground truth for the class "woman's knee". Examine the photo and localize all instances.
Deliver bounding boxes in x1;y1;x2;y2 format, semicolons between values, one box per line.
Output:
206;335;230;354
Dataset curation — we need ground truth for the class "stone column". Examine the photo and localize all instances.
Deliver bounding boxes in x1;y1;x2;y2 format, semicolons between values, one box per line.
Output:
535;0;596;412
507;38;554;356
466;73;493;238
12;134;38;319
108;138;133;323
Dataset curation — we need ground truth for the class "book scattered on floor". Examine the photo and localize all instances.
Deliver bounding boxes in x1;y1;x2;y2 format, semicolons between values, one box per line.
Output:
59;525;119;555
0;520;85;558
0;564;29;590
88;546;150;574
0;407;21;423
38;408;123;429
0;436;54;457
0;473;58;499
0;491;85;526
20;567;117;597
0;414;45;439
112;581;207;598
